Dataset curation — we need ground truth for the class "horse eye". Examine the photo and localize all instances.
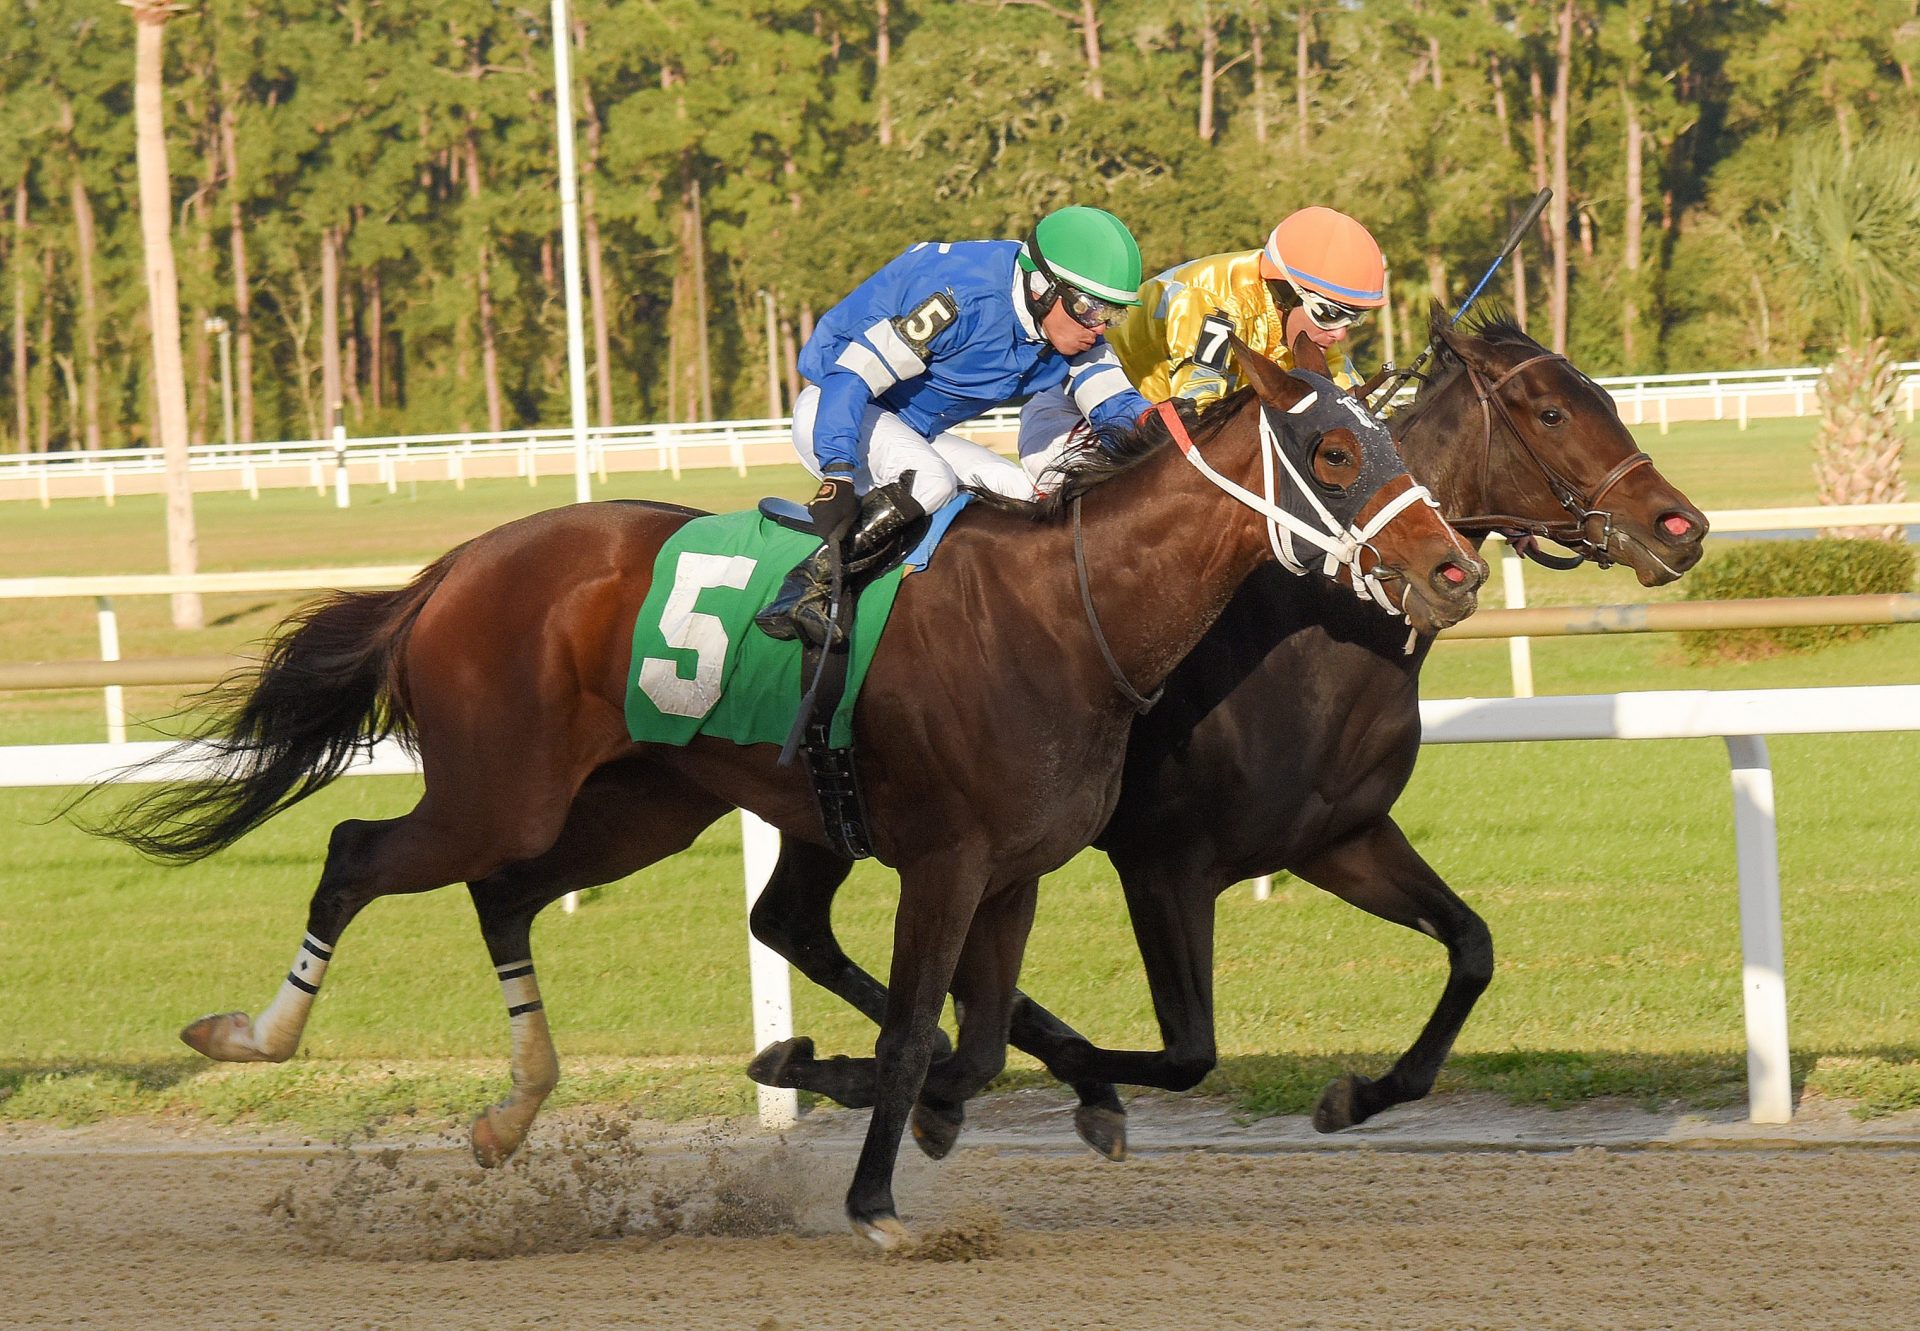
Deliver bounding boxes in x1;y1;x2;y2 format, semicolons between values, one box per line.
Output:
1540;407;1565;426
1326;448;1352;468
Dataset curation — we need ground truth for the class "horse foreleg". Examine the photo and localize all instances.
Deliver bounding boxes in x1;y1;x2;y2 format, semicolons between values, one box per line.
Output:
844;853;988;1252
1293;817;1492;1132
907;877;1040;1160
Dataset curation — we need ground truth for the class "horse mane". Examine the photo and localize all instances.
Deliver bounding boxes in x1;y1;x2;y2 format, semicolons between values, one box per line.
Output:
1455;306;1536;347
966;387;1254;523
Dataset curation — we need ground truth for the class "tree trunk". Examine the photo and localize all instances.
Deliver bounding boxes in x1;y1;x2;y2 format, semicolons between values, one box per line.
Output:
876;0;892;145
1296;7;1311;149
68;144;103;450
465;131;504;435
132;2;201;629
321;226;341;428
1428;34;1443;92
691;176;712;421
221;96;255;443
1549;2;1572;355
1528;62;1552;252
36;247;53;450
369;267;384;412
1081;0;1105;100
782;316;800;407
12;176;28;451
1426;250;1448;303
1490;55;1527;328
1198;4;1218;142
1251;11;1267;143
1622;83;1642;367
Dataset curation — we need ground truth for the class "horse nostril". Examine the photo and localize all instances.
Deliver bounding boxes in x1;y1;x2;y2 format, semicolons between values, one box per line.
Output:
1660;511;1699;540
1433;560;1480;596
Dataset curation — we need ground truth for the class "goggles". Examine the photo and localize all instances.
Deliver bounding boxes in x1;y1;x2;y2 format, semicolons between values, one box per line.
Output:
1297;288;1367;332
1060;285;1132;330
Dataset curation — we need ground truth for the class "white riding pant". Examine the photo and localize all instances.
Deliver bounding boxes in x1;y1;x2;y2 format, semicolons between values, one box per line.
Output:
791;385;1035;513
1015;385;1089;490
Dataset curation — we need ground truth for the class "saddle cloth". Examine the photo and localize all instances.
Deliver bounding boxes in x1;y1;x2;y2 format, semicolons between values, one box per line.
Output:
623;496;968;749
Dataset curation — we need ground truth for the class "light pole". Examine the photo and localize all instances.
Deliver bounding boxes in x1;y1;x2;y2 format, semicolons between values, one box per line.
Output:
550;0;593;504
204;315;234;445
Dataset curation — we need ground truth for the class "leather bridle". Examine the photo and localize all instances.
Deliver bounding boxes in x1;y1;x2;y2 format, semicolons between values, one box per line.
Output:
1406;349;1652;571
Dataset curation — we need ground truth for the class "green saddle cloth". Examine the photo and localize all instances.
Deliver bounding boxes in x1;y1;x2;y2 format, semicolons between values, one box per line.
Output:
624;509;906;750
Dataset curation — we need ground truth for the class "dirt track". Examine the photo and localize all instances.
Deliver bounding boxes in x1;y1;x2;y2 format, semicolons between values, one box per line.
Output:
7;1093;1918;1330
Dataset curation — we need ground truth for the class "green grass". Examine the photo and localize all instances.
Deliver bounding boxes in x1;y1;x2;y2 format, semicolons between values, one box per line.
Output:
2;419;1918;1131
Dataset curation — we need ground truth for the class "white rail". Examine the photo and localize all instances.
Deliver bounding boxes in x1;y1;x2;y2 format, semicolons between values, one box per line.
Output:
9;683;1917;1127
6;361;1915;504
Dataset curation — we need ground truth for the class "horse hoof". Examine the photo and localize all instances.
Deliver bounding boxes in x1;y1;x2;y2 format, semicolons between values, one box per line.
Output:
1313;1074;1371;1133
746;1036;814;1088
1073;1104;1128;1162
909;1102;964;1160
470;1110;520;1168
851;1214;915;1254
179;1011;280;1063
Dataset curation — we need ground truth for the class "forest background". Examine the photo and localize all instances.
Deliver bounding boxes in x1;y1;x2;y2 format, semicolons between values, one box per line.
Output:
2;0;1916;453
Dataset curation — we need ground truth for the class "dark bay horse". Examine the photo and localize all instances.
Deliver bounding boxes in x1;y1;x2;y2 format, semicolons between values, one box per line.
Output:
92;341;1483;1249
741;309;1708;1157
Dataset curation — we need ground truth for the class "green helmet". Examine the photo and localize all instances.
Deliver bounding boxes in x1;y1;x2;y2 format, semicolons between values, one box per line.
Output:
1018;205;1144;307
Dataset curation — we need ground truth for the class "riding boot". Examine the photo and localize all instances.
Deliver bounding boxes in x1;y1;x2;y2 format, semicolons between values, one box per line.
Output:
755;481;927;648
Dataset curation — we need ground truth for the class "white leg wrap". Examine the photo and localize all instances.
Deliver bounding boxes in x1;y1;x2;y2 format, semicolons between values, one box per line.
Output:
473;960;560;1164
248;933;332;1058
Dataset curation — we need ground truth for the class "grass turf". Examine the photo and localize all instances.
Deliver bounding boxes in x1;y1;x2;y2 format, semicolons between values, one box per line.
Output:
2;417;1917;1129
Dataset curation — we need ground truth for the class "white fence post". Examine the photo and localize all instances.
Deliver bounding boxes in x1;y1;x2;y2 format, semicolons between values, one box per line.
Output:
1499;536;1535;698
1724;734;1792;1125
95;596;126;744
741;810;799;1130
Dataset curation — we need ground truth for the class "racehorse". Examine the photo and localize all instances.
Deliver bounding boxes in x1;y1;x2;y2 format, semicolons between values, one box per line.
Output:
738;308;1709;1157
89;338;1484;1249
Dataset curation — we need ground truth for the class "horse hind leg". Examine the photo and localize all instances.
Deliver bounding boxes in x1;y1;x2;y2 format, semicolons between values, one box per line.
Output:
181;814;432;1062
1293;818;1493;1132
463;761;731;1166
181;770;582;1064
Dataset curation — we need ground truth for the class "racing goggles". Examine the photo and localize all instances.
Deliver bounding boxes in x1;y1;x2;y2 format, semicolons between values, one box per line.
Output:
1297;288;1367;332
1060;285;1132;330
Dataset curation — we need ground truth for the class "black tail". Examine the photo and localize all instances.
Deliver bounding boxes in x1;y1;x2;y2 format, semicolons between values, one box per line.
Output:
81;548;466;863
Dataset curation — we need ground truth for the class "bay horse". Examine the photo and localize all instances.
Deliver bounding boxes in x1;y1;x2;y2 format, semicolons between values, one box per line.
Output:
91;339;1483;1249
739;308;1708;1157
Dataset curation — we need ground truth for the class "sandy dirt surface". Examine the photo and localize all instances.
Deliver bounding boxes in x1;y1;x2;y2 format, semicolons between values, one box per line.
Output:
6;1092;1918;1330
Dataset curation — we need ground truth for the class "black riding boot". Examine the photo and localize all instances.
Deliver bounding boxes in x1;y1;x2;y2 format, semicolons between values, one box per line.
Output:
756;481;927;647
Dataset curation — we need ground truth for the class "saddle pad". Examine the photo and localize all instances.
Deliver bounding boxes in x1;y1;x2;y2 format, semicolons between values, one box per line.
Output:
623;509;906;750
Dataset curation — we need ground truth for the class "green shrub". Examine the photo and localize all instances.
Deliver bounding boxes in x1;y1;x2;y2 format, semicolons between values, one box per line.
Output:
1680;537;1916;662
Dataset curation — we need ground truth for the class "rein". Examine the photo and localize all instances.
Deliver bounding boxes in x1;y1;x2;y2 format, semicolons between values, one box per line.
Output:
1424;350;1652;569
1072;495;1162;714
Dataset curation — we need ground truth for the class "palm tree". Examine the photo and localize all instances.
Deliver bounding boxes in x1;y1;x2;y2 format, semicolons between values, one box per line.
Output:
1784;133;1920;540
128;0;201;628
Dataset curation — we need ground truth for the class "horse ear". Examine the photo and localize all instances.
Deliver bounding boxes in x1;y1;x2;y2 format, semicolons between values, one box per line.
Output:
1289;328;1331;378
1428;300;1466;364
1228;332;1311;411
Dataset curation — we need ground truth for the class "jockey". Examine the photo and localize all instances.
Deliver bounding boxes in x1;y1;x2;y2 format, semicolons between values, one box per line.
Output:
758;205;1154;646
1018;205;1387;485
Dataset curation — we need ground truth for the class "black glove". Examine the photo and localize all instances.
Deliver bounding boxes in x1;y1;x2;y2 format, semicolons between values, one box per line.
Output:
807;469;859;546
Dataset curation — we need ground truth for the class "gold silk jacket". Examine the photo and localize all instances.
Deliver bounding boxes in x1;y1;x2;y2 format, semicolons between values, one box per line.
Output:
1106;248;1357;407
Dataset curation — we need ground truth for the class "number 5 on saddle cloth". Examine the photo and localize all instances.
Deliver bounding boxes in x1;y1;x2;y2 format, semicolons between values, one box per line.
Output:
623;496;968;858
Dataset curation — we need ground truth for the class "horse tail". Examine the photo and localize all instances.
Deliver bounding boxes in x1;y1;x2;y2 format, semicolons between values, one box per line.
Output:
85;546;468;864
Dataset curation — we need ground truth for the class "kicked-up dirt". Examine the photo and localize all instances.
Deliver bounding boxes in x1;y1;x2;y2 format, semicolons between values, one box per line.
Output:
5;1091;1918;1330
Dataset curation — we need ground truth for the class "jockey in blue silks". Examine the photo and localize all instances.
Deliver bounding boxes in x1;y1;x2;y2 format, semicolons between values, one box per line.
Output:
757;205;1156;647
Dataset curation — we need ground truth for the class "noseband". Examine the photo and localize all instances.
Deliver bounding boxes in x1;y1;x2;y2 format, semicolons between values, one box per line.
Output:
1437;351;1652;570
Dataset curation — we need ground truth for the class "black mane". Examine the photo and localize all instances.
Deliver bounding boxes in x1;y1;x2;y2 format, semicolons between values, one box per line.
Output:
967;388;1255;522
1455;306;1537;348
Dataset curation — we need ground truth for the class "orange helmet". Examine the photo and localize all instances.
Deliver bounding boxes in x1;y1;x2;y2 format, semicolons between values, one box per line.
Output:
1259;207;1387;309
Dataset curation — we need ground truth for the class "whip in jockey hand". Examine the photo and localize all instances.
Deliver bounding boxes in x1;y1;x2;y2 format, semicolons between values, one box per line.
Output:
1019;206;1388;485
757;205;1155;647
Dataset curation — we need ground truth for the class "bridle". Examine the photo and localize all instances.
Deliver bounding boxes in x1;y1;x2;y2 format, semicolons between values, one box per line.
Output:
1405;349;1652;571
